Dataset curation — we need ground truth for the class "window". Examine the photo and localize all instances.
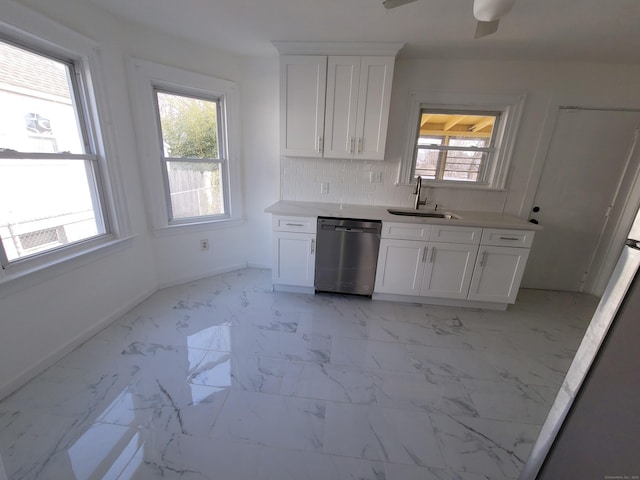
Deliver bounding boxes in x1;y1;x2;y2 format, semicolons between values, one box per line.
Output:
155;90;228;221
400;92;525;189
0;38;109;267
131;59;242;230
414;110;498;183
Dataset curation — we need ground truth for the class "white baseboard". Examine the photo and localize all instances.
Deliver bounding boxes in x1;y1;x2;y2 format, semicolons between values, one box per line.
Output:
157;263;249;289
371;292;509;310
0;285;157;401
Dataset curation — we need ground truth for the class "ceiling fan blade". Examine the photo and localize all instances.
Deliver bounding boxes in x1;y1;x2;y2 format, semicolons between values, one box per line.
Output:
382;0;419;9
474;19;499;38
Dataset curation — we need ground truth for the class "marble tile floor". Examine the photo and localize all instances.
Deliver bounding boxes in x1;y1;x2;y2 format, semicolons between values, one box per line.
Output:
0;268;600;480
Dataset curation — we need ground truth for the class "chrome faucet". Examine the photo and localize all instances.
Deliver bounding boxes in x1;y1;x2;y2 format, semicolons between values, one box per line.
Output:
414;176;427;210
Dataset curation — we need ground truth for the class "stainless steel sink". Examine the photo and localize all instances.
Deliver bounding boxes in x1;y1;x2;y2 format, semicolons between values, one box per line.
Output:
387;208;461;220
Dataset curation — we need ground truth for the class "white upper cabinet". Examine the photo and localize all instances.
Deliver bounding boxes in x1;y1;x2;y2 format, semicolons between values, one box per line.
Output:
279;55;327;157
276;43;401;161
324;56;395;160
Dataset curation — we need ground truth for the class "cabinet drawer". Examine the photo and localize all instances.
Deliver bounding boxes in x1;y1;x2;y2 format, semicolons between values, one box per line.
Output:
381;222;431;240
273;216;316;233
481;229;535;248
430;225;482;245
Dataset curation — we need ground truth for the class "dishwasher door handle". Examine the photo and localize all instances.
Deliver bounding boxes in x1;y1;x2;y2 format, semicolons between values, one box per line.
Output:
334;227;364;233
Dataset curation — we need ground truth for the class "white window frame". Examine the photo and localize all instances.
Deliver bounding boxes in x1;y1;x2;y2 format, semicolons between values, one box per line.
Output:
399;91;526;189
129;59;243;233
0;1;130;288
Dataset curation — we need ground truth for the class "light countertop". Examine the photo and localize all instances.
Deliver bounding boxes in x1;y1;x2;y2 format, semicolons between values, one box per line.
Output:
265;200;542;230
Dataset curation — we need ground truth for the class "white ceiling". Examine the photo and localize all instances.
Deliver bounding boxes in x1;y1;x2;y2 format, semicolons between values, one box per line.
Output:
90;0;640;63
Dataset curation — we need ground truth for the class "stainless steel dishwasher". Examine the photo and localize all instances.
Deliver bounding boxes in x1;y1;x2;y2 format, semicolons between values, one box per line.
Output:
314;217;382;296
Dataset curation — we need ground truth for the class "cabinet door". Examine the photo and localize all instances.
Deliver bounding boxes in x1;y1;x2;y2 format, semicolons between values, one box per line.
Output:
421;243;479;299
353;56;395;161
280;55;327;157
273;231;316;287
374;238;426;295
468;246;530;304
323;56;360;159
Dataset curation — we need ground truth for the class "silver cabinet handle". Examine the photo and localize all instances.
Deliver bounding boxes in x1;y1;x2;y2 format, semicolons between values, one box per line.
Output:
430;246;436;263
318;136;324;153
310;239;315;254
285;223;304;227
479;250;488;267
500;236;520;241
350;137;355;154
357;137;362;153
421;246;428;263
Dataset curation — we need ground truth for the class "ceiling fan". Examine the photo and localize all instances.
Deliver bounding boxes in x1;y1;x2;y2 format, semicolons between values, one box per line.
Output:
382;0;516;38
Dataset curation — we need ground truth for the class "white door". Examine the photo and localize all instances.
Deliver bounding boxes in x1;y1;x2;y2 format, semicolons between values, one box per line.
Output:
273;231;316;287
353;56;394;161
374;239;426;295
523;109;640;292
421;242;478;299
279;55;327;157
323;56;360;159
468;246;530;304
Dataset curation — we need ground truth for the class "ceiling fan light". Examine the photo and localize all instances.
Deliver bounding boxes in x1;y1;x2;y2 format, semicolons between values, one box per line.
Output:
473;0;515;22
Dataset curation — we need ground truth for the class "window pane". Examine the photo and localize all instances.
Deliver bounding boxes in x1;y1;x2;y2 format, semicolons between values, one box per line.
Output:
156;92;219;159
0;41;85;154
0;159;103;261
166;161;224;219
442;151;485;182
449;136;491;149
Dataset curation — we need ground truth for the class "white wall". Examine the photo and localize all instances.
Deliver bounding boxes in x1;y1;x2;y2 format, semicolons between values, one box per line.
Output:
282;59;640;217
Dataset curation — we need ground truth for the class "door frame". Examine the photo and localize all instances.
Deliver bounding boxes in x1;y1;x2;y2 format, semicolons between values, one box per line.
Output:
519;94;640;294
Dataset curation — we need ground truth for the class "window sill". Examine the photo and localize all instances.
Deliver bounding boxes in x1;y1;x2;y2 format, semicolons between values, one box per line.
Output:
0;235;137;299
396;181;507;192
152;217;244;237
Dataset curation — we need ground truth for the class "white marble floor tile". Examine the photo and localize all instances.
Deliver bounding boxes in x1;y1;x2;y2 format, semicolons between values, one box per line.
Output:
430;414;540;479
384;462;494;480
323;402;445;468
0;268;598;480
211;390;326;452
280;361;377;404
460;378;557;424
331;336;418;373
373;371;479;417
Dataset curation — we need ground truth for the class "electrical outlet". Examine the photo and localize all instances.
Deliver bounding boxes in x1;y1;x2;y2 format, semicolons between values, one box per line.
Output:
370;171;382;184
200;239;209;251
321;182;330;194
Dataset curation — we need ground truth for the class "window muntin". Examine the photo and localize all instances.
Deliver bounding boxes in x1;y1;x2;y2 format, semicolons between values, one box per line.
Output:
0;39;107;266
413;110;499;184
154;90;229;221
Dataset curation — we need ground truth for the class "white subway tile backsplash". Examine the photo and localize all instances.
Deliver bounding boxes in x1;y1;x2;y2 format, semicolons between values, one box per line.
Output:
280;156;508;212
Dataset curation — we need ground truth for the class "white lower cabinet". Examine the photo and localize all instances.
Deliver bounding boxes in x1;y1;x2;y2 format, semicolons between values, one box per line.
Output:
375;239;478;300
375;239;426;295
272;216;316;289
467;245;530;304
374;223;534;307
421;242;479;299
